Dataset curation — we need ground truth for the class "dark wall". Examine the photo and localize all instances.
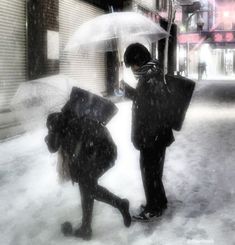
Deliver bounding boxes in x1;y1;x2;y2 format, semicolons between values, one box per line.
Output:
27;0;123;94
106;51;119;95
27;0;59;80
158;19;177;75
81;0;124;11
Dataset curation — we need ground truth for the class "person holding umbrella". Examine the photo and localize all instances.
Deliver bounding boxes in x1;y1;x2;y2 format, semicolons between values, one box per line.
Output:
45;89;131;240
120;43;175;222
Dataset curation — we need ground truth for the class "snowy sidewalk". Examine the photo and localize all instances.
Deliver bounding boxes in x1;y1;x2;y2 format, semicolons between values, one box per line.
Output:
1;95;235;245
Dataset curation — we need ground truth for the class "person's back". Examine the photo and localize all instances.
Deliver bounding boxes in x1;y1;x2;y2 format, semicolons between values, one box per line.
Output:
130;59;174;149
61;117;117;181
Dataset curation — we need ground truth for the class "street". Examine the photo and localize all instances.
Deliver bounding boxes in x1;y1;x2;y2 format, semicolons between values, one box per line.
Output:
0;80;235;245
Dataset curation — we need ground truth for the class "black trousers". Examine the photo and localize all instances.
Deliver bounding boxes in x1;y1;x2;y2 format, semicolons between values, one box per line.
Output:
140;143;168;211
77;172;123;230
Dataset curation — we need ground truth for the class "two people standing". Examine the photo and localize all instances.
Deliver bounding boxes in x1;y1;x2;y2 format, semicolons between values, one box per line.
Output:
45;42;175;240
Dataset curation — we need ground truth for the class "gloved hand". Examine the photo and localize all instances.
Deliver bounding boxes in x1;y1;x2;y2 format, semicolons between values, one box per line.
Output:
114;80;125;97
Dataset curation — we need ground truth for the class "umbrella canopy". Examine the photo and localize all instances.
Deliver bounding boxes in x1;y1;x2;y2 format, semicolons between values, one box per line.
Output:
10;75;79;128
65;12;168;53
11;75;118;129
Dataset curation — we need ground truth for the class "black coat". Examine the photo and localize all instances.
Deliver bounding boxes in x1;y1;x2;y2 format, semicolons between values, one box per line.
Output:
123;69;174;150
62;117;117;180
45;113;117;182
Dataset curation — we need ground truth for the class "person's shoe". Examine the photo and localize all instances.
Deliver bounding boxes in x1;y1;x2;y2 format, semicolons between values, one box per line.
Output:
74;226;92;240
132;208;163;223
61;221;73;236
140;203;167;213
119;199;132;227
140;204;146;212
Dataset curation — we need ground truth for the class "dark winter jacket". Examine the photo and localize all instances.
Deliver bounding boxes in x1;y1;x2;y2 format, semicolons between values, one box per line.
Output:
62;117;117;180
45;113;117;182
123;60;174;150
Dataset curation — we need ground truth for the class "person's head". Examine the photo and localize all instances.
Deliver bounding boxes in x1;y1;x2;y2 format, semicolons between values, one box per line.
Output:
124;43;151;71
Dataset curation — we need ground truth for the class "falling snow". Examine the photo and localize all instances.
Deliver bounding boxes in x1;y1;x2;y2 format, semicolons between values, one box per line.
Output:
0;81;235;245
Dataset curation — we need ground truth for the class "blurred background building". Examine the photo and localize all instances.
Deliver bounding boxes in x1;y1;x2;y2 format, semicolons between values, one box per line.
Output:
177;0;235;79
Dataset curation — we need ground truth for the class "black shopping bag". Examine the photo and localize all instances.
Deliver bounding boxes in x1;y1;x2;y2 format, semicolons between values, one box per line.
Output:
165;75;195;131
62;87;118;125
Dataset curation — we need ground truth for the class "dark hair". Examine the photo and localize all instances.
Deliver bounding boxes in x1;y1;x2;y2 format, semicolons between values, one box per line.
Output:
124;43;151;67
46;112;64;132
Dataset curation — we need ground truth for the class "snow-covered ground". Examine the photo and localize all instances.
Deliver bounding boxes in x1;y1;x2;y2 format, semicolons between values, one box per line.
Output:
1;83;235;245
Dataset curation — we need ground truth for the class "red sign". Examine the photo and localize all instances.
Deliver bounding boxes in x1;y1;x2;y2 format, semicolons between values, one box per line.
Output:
178;32;235;44
225;32;233;42
212;32;235;42
178;33;202;43
213;33;223;42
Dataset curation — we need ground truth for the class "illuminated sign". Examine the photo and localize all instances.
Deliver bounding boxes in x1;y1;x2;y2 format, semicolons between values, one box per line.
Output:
225;32;233;42
213;33;223;42
212;32;235;42
178;31;235;44
178;33;202;43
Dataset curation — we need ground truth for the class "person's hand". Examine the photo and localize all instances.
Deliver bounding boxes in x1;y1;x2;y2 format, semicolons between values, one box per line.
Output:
114;80;125;97
119;79;125;91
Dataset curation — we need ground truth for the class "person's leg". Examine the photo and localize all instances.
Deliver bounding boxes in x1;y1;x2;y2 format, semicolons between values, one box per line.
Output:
140;145;167;212
74;180;94;240
89;174;131;227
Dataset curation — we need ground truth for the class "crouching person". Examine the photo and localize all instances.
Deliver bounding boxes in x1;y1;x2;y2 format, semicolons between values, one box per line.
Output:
45;112;131;240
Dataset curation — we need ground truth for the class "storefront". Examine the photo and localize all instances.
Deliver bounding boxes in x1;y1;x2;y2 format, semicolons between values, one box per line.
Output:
59;0;106;94
0;0;120;139
0;0;26;111
178;31;235;78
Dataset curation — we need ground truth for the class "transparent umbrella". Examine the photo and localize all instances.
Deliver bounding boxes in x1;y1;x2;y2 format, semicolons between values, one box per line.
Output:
65;11;168;90
11;75;118;130
10;75;79;129
65;11;168;55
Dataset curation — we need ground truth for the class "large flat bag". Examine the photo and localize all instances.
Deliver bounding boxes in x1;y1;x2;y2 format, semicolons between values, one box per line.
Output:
165;75;195;131
62;87;118;125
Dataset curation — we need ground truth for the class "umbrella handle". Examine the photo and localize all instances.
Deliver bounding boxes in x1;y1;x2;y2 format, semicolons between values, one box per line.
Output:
116;40;124;90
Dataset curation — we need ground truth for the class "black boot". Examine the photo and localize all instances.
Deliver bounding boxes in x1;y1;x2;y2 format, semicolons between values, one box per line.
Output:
119;199;132;227
61;221;73;236
74;226;92;240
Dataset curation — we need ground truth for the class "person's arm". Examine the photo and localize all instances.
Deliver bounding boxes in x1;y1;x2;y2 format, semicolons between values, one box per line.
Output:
120;80;136;100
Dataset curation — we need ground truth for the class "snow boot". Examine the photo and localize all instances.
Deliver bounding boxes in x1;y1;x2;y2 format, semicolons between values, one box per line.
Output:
74;226;92;240
61;221;73;236
119;199;131;227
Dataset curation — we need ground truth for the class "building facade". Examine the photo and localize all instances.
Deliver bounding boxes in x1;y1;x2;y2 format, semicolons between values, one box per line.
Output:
178;0;235;79
0;0;177;139
0;0;123;138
